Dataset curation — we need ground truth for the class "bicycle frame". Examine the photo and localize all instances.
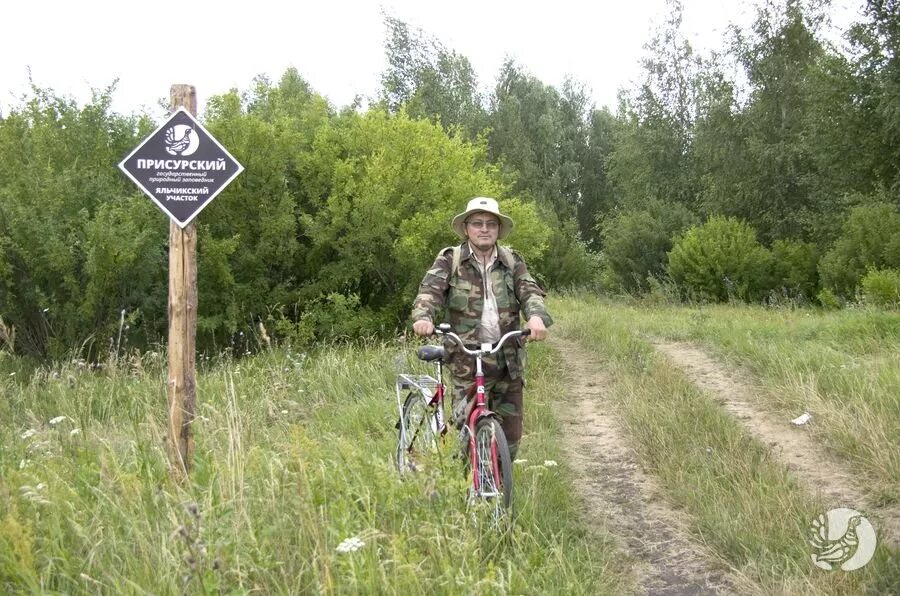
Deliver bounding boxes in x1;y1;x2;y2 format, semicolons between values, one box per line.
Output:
434;325;530;497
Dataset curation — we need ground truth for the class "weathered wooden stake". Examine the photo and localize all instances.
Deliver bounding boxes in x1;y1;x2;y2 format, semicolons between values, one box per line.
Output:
167;84;198;479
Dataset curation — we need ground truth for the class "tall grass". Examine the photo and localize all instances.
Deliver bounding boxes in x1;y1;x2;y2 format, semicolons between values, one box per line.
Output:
1;339;630;593
551;295;898;595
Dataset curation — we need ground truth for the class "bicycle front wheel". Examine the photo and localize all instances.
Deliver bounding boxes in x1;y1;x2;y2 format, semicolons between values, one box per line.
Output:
396;392;438;474
471;417;513;513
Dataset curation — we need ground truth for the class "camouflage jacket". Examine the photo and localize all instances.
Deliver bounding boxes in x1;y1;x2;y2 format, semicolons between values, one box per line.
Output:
411;243;553;379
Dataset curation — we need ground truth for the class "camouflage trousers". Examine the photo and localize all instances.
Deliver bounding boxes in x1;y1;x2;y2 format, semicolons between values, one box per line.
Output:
449;350;524;460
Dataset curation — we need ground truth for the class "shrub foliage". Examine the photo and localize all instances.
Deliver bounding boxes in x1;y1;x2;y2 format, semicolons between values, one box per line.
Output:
0;74;553;357
819;201;900;298
667;216;773;302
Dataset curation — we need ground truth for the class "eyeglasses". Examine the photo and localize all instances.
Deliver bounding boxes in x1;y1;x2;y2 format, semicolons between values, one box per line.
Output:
466;219;499;230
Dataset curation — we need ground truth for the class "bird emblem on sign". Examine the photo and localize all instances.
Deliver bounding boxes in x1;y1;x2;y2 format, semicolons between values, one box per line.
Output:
164;125;198;156
809;512;862;569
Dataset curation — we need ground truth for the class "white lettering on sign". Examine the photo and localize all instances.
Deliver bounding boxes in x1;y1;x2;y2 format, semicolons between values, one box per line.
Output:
154;188;211;195
136;158;227;171
153;187;211;202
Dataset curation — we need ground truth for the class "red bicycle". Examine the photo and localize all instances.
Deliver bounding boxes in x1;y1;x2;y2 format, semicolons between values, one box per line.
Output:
395;323;529;518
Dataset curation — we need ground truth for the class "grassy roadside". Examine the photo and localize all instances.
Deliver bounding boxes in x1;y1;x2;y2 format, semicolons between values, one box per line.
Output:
549;295;898;595
1;339;630;594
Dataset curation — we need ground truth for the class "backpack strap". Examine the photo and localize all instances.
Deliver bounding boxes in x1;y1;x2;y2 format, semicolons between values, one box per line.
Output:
438;245;463;284
497;245;516;271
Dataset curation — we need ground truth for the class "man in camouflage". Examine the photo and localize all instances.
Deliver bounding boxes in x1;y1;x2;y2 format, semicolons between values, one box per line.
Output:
411;197;553;460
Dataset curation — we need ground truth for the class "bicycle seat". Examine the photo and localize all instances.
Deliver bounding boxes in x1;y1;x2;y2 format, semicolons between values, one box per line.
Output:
417;345;446;362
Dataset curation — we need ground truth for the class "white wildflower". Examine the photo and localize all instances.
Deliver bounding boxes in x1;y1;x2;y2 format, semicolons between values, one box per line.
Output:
543;460;558;467
21;429;36;440
70;428;81;436
19;459;26;469
335;536;365;553
8;372;15;377
280;410;288;415
514;459;528;465
49;415;67;426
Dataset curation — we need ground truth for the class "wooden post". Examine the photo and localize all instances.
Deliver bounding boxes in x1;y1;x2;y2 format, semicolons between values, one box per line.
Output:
167;84;198;479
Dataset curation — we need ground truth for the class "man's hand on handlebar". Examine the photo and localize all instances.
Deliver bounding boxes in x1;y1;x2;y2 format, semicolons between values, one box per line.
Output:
525;315;547;342
412;319;434;337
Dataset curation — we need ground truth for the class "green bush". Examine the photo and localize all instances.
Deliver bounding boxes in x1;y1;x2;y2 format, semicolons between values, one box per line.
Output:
819;202;900;298
0;87;155;358
264;293;388;348
667;216;773;302
533;216;601;289
860;268;900;308
770;238;819;301
599;200;697;293
816;287;842;310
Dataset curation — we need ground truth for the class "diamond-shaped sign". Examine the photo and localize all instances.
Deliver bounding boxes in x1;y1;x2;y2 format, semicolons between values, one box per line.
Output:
119;108;244;228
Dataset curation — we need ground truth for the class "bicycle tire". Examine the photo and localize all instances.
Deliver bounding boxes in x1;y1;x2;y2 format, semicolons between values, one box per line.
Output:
471;417;513;513
396;392;438;474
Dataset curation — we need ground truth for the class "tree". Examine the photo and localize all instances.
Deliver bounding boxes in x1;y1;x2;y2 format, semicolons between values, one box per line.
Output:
0;85;157;357
608;0;703;213
379;15;487;138
576;107;620;249
845;1;900;195
297;109;549;331
600;200;697;293
487;61;589;223
199;69;333;345
696;0;843;243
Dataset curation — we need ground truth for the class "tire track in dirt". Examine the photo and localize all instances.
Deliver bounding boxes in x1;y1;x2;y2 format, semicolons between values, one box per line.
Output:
548;335;747;596
652;340;899;549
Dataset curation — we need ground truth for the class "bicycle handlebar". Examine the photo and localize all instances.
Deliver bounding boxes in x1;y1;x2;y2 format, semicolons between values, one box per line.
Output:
433;325;530;356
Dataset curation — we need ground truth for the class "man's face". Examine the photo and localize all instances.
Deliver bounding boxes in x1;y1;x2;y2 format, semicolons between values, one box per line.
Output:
465;212;500;252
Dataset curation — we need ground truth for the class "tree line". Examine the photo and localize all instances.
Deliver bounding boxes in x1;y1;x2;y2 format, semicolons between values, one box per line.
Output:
0;0;898;360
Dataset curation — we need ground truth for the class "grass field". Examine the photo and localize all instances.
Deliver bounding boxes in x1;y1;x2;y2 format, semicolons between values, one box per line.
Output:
1;297;897;593
0;338;629;594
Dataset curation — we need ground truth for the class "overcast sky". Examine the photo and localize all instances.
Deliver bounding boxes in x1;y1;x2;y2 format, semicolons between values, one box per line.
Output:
1;1;864;119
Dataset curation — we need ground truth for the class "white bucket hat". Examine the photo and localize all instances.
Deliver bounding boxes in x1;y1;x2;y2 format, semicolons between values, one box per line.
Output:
451;197;514;240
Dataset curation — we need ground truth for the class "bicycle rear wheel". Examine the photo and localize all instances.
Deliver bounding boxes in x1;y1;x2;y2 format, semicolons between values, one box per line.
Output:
396;392;438;474
471;417;513;516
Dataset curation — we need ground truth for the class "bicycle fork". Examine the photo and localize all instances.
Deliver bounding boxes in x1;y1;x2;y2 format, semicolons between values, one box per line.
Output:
468;356;502;496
